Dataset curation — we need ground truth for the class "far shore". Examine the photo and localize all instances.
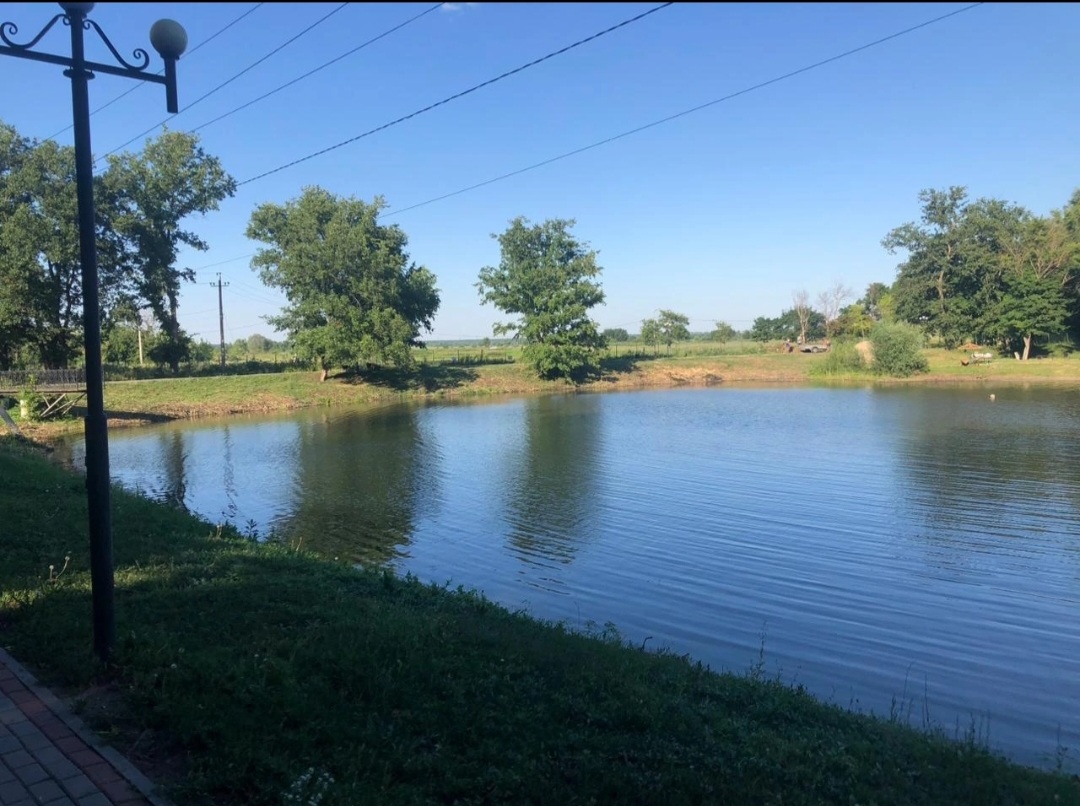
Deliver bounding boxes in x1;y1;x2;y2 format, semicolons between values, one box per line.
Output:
6;347;1080;441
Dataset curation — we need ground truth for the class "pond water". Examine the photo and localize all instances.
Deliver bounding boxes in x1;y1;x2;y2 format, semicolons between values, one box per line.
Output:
60;385;1080;770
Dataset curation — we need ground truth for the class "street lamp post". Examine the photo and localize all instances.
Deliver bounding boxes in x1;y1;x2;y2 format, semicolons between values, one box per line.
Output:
0;3;187;663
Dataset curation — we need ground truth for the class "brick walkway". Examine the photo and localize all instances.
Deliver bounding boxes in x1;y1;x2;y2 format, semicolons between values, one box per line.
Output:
0;649;165;806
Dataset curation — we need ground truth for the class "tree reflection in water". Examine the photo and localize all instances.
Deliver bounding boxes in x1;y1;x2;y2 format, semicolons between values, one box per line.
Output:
279;406;441;566
502;395;602;584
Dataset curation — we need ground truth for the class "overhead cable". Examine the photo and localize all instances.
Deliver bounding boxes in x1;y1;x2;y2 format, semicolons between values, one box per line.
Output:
46;3;266;140
238;3;675;185
384;3;984;217
100;2;351;160
190;3;445;135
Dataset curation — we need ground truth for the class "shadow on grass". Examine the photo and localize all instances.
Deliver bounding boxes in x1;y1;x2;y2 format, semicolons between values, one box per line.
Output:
47;405;178;425
104;409;176;424
341;363;479;393
7;542;1077;806
597;352;664;380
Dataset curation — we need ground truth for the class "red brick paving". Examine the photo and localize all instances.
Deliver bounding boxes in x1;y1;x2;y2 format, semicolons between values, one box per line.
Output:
0;649;165;805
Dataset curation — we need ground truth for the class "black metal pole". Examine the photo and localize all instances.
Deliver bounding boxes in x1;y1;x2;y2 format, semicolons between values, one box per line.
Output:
66;6;115;664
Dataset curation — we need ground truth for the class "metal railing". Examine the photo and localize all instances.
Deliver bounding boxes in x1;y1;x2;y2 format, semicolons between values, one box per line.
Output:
0;368;87;391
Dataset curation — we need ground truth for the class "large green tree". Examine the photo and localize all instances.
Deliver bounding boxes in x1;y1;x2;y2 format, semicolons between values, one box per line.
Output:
885;186;1080;355
988;271;1069;360
0;121;233;371
476;217;605;381
883;187;983;348
1;125;83;368
991;212;1077;358
247;188;440;381
750;308;824;342
102;129;235;372
1061;190;1080;336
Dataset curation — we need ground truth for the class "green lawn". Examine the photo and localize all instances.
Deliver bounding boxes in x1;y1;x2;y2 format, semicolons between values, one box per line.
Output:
0;440;1075;806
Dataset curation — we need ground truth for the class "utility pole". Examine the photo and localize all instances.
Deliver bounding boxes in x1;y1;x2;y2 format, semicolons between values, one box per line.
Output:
136;315;143;367
210;273;229;367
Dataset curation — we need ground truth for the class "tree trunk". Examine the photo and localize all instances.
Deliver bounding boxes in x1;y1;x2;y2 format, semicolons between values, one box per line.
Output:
165;298;181;374
1022;334;1032;361
319;367;328;382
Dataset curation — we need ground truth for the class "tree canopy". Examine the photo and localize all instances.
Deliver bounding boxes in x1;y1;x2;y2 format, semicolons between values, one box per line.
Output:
639;319;662;353
602;327;630;343
710;321;736;343
657;310;690;350
884;186;1080;356
640;310;690;354
247;188;439;381
102;129;236;371
476;217;605;381
0;121;234;370
750;308;825;342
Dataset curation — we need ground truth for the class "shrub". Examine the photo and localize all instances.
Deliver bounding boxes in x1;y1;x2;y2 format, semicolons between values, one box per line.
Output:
1047;341;1074;359
809;341;868;377
870;322;929;377
17;374;43;421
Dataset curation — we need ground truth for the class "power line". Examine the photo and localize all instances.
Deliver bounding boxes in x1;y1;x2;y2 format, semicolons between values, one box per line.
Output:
187;3;980;285
192;254;254;271
100;2;351;161
383;2;984;218
45;3;266;140
238;2;675;186
227;287;286;308
190;270;282;306
225;320;275;333
190;3;444;135
231;280;283;299
175;6;266;58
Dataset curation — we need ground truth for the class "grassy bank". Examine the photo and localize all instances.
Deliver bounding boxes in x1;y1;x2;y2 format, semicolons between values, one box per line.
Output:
94;352;804;420
0;441;1075;805
8;347;1080;441
9;352;805;439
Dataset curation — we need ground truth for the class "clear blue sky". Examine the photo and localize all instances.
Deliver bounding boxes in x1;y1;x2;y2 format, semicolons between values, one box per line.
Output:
2;2;1078;342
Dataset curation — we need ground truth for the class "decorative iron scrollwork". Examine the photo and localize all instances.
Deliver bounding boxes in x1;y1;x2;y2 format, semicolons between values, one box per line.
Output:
1;10;152;73
0;13;66;50
85;18;150;71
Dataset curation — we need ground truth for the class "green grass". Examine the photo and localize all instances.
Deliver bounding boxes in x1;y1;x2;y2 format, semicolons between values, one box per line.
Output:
11;346;1080;443
0;441;1075;806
